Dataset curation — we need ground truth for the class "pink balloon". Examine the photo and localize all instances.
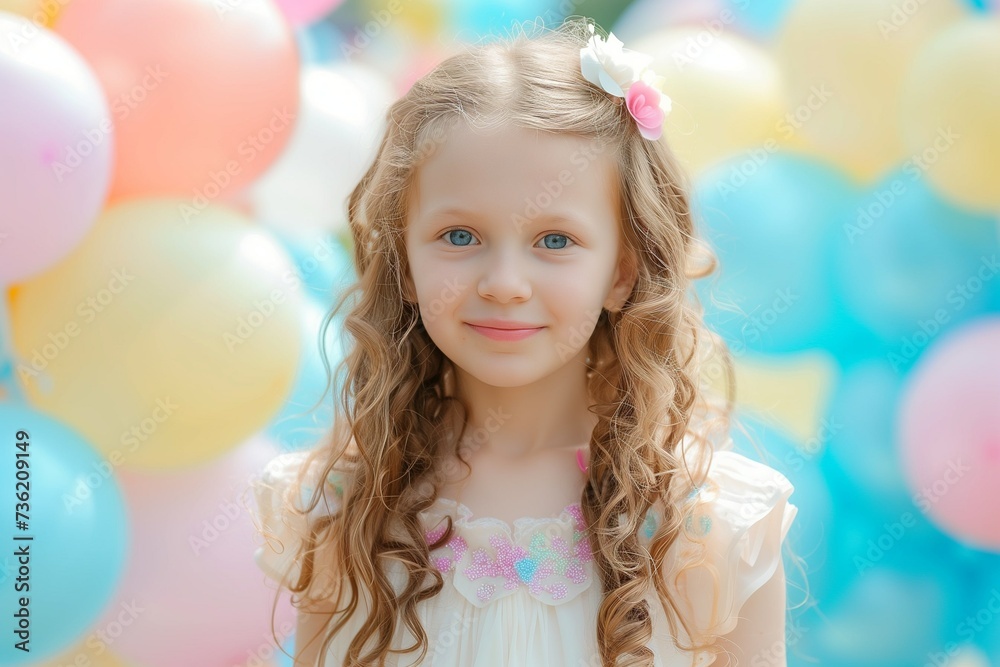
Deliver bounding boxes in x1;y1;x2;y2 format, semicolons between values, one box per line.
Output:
899;317;1000;551
0;13;113;283
94;434;297;667
275;0;345;26
55;0;300;202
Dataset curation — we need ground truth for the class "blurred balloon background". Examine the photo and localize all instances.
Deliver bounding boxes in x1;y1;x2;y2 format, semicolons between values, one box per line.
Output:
0;0;997;665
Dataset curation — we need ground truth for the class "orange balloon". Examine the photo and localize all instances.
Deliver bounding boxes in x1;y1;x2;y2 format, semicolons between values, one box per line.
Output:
55;0;299;202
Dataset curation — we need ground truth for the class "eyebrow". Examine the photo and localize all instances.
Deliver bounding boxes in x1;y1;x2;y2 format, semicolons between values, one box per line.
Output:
422;207;591;229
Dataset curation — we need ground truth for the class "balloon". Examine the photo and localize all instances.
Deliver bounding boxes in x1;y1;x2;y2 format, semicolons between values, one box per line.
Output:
833;173;999;354
0;0;61;25
0;13;112;283
629;27;786;176
54;0;299;201
93;434;297;667
9;199;304;470
251;61;394;236
693;151;861;354
612;0;726;43
809;533;967;667
722;352;838;444
899;317;1000;550
271;227;356;306
35;642;131;667
822;357;913;513
0;403;127;665
295;18;347;63
445;0;563;39
775;0;965;182
265;298;343;452
722;0;796;37
900;18;1000;211
729;413;835;602
274;0;345;26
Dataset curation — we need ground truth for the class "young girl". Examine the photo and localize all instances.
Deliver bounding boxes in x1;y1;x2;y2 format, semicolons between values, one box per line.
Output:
252;16;798;667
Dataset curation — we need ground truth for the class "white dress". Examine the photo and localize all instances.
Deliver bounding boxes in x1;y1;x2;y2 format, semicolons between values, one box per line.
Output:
252;449;797;667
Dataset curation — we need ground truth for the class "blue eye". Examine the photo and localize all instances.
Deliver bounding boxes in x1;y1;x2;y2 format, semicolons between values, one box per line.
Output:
540;234;570;250
440;230;574;249
444;229;476;246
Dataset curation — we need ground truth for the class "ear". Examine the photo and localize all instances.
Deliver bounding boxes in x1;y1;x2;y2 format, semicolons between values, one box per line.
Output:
604;246;638;313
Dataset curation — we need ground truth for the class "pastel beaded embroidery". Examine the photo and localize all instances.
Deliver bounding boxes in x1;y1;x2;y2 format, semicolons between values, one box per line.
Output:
424;503;594;607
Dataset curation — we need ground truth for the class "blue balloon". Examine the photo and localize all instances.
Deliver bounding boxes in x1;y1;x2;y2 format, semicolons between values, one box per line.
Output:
265;299;345;451
0;403;128;664
724;0;797;37
821;356;913;513
296;20;347;64
808;526;966;667
833;174;999;356
693;151;861;354
269;228;357;305
447;0;565;40
276;632;295;667
729;413;835;604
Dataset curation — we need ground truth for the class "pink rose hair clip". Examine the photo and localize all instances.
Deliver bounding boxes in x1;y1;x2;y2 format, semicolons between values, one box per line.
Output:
579;23;673;141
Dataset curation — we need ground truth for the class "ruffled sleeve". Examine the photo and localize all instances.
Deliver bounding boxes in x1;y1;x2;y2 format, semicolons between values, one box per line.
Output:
251;450;344;589
668;449;798;639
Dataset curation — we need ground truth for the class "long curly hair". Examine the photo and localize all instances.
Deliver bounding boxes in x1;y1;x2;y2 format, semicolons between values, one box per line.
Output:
263;15;767;667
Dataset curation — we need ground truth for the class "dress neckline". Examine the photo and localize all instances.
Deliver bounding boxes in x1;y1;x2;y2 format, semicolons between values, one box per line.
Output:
424;495;584;536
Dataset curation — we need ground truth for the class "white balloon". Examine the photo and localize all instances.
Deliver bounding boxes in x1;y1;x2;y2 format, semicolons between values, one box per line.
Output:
250;61;394;236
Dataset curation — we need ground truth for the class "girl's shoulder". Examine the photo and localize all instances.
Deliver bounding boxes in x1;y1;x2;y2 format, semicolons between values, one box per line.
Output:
251;450;349;588
649;449;798;638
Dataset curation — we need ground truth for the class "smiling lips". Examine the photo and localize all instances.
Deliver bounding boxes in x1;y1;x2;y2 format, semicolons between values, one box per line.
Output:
465;322;544;341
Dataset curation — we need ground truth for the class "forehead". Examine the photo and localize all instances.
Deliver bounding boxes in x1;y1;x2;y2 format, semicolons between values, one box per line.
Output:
408;120;618;228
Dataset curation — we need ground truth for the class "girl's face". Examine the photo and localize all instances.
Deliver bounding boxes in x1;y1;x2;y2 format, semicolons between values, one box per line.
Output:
404;120;635;388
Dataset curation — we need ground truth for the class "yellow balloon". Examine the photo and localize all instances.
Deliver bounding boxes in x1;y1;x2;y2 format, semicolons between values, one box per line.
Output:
0;0;60;25
38;641;133;667
10;199;303;470
776;0;965;182
901;17;1000;212
631;27;786;177
705;350;837;448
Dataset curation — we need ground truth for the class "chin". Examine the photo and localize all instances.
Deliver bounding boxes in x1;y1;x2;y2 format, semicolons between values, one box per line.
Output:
454;357;551;388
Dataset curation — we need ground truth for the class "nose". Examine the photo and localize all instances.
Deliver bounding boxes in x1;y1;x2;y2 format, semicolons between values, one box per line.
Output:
477;244;533;303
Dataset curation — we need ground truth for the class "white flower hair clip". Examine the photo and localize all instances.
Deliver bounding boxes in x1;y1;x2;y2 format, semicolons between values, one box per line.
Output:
580;23;672;141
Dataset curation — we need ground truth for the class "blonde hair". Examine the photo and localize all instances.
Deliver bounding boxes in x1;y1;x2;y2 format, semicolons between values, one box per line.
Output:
266;15;757;666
